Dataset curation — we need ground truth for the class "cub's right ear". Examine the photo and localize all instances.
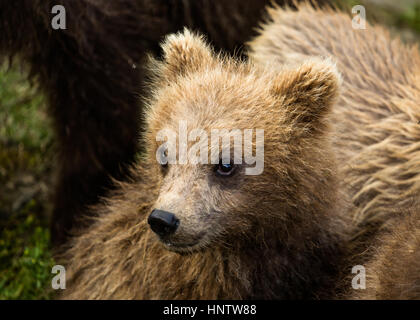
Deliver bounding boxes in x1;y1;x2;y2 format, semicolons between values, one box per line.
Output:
272;58;341;136
150;28;215;82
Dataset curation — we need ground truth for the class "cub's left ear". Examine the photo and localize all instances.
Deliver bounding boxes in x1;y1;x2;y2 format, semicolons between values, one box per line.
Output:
155;28;215;82
272;58;341;135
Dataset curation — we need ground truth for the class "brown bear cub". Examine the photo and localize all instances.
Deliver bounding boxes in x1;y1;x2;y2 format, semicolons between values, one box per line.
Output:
62;4;420;299
61;29;348;299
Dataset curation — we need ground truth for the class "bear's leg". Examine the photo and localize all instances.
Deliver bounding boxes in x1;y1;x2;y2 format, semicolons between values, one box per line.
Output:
32;1;165;245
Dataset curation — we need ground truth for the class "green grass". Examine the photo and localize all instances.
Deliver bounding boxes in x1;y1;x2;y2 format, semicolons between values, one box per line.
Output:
0;65;51;151
0;62;55;300
398;4;420;33
0;201;55;299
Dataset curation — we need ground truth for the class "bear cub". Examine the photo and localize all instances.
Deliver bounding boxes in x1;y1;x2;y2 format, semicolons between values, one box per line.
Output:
61;29;348;299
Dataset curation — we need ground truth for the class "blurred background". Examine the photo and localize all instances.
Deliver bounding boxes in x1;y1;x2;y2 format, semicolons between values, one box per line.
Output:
0;0;419;299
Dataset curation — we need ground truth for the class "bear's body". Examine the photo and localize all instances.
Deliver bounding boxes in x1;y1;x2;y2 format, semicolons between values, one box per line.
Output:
250;5;420;226
249;4;420;299
350;207;420;299
61;5;420;299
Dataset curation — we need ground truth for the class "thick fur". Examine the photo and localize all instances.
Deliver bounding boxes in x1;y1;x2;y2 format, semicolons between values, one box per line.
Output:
350;207;420;299
61;30;348;299
62;4;420;299
250;4;420;223
249;4;420;298
0;0;299;245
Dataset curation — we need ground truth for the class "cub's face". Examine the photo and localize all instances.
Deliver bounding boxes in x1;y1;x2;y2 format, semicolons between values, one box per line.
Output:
144;30;340;253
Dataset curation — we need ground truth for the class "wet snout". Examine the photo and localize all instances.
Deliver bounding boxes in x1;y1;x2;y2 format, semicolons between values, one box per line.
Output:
148;209;180;237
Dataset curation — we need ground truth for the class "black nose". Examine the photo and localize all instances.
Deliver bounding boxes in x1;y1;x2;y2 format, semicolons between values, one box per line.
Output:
148;209;180;237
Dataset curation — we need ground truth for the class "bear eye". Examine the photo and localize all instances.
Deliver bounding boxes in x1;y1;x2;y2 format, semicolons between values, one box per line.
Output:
215;159;235;176
159;149;168;169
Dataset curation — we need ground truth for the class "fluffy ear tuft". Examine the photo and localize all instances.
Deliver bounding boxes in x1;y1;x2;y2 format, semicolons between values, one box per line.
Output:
159;28;215;81
273;58;341;135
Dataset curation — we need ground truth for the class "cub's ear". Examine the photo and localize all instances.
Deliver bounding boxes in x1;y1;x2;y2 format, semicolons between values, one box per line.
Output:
272;58;341;136
153;28;215;82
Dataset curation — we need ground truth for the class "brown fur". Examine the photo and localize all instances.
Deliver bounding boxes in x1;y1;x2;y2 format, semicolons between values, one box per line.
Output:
250;4;420;222
249;3;420;298
349;206;420;299
61;4;420;299
61;30;348;299
0;0;302;245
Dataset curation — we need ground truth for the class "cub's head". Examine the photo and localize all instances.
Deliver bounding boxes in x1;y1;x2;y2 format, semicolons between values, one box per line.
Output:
144;29;341;253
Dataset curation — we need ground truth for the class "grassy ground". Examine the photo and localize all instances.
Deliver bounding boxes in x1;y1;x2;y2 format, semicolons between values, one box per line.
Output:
0;63;55;299
0;0;419;300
